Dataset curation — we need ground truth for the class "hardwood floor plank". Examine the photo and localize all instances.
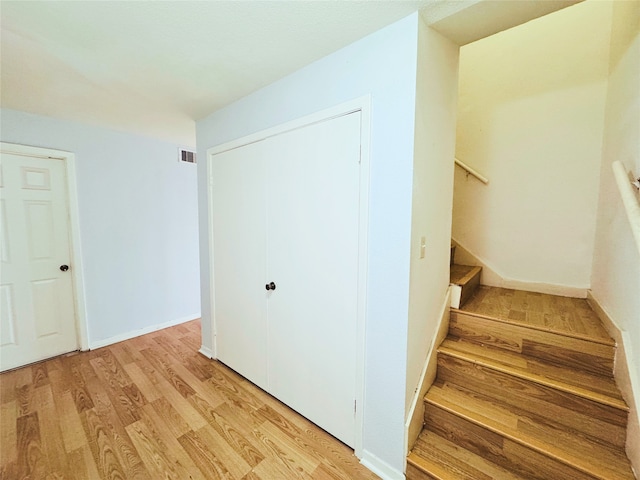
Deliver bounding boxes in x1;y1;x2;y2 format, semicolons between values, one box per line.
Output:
154;378;208;431
1;320;378;480
141;348;197;399
178;429;236;480
148;396;192;438
251;454;314;480
30;363;49;389
0;400;17;469
16;383;35;417
126;418;201;480
37;385;71;477
256;420;319;476
196;423;253;479
67;444;102;480
122;363;162;403
153;334;213;382
0;369;18;404
109;343;135;366
16;411;47;480
66;360;95;415
137;404;208;480
82;408;133;480
189;397;266;468
255;403;357;479
240;471;265;480
57;391;89;453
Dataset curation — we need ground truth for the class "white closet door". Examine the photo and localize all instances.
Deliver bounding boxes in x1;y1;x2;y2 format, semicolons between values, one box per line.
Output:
211;140;269;390
0;153;78;371
266;112;361;447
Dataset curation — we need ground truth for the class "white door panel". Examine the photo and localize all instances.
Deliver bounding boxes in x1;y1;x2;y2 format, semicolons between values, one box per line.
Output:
0;153;78;371
211;140;269;391
266;112;361;446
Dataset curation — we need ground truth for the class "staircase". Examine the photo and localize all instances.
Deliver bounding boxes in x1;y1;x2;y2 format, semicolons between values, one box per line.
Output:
406;255;636;479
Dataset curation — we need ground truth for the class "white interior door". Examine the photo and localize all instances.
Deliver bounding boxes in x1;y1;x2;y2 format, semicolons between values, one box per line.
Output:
211;140;269;390
0;152;78;371
266;112;361;447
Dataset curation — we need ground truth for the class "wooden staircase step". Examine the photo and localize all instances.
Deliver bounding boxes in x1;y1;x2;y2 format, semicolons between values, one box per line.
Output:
407;430;527;480
449;310;615;376
450;265;482;307
436;354;628;448
439;338;627;410
424;384;635;480
462;286;612;343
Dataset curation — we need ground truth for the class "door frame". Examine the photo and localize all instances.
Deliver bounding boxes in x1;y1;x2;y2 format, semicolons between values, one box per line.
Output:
205;96;371;457
1;142;89;352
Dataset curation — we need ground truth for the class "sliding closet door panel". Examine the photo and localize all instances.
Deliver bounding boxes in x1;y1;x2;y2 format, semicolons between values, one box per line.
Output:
266;112;361;447
211;142;268;390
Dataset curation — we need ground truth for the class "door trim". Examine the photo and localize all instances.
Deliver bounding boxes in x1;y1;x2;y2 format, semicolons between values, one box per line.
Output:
206;95;371;458
1;142;89;352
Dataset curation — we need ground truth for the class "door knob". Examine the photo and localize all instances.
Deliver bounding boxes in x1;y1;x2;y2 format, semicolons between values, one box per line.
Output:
60;265;69;272
265;282;276;291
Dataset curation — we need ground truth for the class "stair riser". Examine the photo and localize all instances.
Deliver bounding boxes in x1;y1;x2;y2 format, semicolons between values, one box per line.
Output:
449;311;615;377
460;270;481;307
436;354;627;448
423;404;596;480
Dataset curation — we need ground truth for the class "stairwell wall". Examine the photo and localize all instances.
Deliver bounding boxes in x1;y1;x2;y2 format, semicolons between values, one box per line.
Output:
406;16;458;421
591;0;640;473
452;0;612;293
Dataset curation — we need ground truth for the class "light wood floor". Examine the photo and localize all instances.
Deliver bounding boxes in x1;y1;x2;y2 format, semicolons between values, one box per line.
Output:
0;321;379;480
463;285;611;341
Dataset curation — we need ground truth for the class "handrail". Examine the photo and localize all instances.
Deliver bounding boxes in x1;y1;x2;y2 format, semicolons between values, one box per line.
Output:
612;161;640;257
455;158;489;184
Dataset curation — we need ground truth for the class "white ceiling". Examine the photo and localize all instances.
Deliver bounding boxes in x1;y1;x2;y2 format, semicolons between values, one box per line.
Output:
0;1;579;145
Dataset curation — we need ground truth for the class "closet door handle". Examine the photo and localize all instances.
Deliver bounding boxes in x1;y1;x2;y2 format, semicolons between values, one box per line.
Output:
265;282;276;291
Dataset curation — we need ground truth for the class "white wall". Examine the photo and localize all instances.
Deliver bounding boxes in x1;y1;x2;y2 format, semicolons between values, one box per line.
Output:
591;1;640;472
406;18;458;414
453;1;612;292
0;108;201;345
197;14;420;476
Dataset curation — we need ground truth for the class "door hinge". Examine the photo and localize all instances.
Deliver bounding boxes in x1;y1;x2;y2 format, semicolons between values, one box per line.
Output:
354;399;357;416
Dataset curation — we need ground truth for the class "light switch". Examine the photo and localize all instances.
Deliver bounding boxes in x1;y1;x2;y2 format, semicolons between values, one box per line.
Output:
420;236;426;259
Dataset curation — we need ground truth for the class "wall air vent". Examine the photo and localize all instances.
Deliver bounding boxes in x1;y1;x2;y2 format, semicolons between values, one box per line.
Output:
179;148;196;164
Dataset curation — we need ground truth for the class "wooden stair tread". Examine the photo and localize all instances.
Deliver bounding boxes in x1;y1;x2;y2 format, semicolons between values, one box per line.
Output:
425;383;635;480
463;286;612;342
448;310;615;377
436;354;628;447
450;265;482;286
439;338;627;410
409;430;527;480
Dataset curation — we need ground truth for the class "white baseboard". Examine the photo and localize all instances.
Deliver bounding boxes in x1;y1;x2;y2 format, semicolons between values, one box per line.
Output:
586;291;640;477
199;345;215;359
89;314;201;350
360;451;405;480
405;287;452;456
452;238;588;298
